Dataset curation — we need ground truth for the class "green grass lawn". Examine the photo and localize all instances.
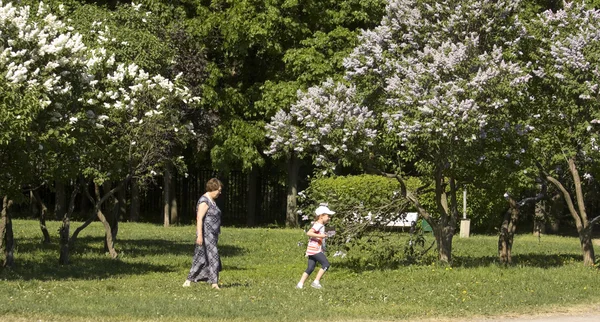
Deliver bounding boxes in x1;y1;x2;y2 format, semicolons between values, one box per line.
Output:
1;219;599;321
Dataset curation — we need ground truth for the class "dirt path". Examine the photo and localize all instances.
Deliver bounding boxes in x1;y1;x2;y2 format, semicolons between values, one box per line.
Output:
426;304;600;322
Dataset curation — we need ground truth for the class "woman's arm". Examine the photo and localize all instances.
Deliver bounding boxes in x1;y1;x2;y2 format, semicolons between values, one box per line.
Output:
196;202;209;245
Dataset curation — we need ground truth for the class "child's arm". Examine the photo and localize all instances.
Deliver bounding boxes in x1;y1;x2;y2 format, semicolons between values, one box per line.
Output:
306;229;327;238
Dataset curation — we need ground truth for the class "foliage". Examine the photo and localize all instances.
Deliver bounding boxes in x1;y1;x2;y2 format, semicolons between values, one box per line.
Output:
0;1;202;197
133;0;386;173
297;174;436;261
300;174;430;216
201;0;387;172
265;79;377;171
266;0;529;262
522;1;600;177
2;220;600;321
518;1;600;264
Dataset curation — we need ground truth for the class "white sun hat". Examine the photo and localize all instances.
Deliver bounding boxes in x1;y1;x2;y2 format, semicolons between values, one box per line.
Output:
315;204;335;216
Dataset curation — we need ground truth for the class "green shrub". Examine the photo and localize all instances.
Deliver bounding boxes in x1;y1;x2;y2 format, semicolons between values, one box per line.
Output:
300;174;426;214
341;230;437;269
298;174;436;263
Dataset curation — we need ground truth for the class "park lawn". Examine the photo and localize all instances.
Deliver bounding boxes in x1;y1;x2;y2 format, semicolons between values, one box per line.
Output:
1;219;600;322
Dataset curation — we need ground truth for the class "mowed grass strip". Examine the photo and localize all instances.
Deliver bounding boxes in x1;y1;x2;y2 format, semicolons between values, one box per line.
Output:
0;219;599;322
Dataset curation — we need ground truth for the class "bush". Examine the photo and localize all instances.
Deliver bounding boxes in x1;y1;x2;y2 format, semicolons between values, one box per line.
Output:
298;174;435;265
300;174;426;214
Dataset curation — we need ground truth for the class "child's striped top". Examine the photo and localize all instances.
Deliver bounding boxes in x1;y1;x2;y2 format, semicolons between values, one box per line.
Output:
305;222;325;256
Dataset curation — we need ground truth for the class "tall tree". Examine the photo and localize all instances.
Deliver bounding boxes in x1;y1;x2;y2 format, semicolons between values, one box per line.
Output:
267;0;527;262
0;1;202;263
521;0;600;266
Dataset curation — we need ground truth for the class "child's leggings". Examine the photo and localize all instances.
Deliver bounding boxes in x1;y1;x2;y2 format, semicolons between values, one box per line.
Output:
305;252;330;275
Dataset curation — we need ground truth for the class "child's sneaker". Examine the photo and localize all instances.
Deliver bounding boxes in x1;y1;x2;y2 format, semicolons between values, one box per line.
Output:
182;280;191;287
310;281;322;289
295;282;303;289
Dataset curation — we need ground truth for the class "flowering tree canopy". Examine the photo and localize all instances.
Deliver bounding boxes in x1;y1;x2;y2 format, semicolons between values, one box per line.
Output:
266;78;377;171
266;0;527;262
344;0;529;167
0;1;200;195
525;1;600;164
0;1;204;262
522;1;600;265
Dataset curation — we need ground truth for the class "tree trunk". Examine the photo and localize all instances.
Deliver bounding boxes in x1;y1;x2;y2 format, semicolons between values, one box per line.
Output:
101;182;120;256
71;180;126;259
430;168;457;264
545;157;596;266
29;191;38;217
392;168;456;264
117;184;127;223
435;226;454;263
286;153;299;227
1;196;15;268
71;182;100;246
130;179;140;222
548;194;562;233
170;172;178;225
498;184;546;265
163;164;172;227
98;207;118;258
59;185;80;265
498;198;519;265
103;182;119;254
32;190;51;244
79;182;90;216
533;200;546;237
55;181;66;220
579;229;595;266
246;168;258;227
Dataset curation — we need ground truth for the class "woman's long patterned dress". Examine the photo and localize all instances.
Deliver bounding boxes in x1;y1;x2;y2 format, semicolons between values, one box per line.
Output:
187;195;222;284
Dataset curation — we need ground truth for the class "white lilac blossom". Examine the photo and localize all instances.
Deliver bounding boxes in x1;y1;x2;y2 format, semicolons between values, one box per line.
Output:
265;79;376;168
526;2;600;169
0;1;202;186
266;0;526;175
265;0;532;179
0;1;200;132
361;2;524;143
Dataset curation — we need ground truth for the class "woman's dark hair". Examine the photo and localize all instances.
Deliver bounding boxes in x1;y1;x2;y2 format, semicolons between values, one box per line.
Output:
206;178;223;192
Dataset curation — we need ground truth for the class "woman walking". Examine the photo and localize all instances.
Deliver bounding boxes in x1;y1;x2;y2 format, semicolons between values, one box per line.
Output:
183;178;223;289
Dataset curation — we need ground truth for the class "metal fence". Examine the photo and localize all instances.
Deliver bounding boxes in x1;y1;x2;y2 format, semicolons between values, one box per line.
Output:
13;169;288;227
129;168;288;226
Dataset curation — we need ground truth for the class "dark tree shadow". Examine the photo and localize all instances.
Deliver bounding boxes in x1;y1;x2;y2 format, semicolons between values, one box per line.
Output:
0;257;173;281
103;238;245;258
452;253;583;268
11;236;245;258
333;253;584;272
219;281;251;288
0;236;245;281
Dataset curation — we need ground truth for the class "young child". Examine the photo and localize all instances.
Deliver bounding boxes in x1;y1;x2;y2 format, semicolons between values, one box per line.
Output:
296;204;335;289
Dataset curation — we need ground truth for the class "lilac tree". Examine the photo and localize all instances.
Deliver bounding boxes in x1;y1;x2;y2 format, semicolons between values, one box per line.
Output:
265;79;377;226
267;0;527;263
0;2;200;264
522;1;600;266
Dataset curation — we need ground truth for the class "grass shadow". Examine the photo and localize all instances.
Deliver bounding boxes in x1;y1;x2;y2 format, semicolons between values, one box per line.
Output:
453;253;582;268
31;236;245;258
13;236;244;258
220;281;251;288
2;236;245;281
333;252;584;272
0;256;174;281
109;237;245;258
